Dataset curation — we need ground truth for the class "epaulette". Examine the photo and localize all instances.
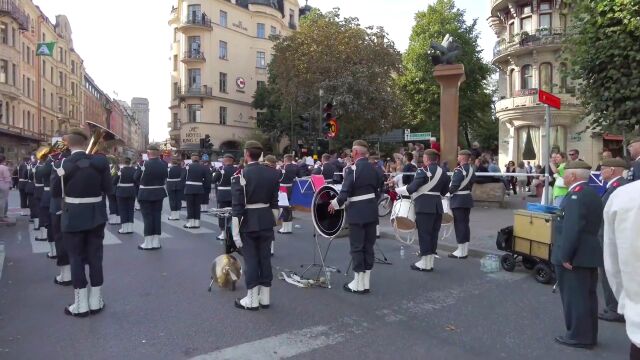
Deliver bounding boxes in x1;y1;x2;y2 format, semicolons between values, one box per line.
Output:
612;181;621;188
572;185;584;193
234;169;242;176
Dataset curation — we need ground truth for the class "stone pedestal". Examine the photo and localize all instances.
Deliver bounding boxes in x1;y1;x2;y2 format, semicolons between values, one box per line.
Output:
433;64;466;169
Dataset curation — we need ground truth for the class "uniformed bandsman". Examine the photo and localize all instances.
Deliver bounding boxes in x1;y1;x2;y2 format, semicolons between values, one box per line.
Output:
184;154;210;229
166;158;185;221
115;158;137;235
231;141;280;310
50;147;72;286
329;140;383;294
369;154;386;238
277;154;297;235
398;149;450;271
17;157;30;216
597;158;628;323
627;137;640;182
212;154;237;240
311;153;337;184
201;160;213;212
135;145;168;250
551;160;603;349
51;128;112;317
35;155;55;258
107;157;120;225
32;157;47;240
26;157;38;227
448;149;476;259
134;159;142;211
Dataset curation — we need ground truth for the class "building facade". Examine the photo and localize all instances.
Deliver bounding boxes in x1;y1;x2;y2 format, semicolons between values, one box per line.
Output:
131;97;149;149
489;0;622;167
168;0;303;155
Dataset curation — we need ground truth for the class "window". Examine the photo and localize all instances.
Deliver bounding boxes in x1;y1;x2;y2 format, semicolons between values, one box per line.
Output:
520;16;532;33
220;10;227;27
71;60;76;74
539;14;552;32
257;80;266;89
42;60;46;76
289;9;295;25
539;63;552;92
219;41;228;60
256;51;266;68
271;26;277;36
0;60;6;84
521;65;533;90
188;68;201;89
219;106;227;125
219;72;227;93
187;4;201;23
521;5;532;15
188;36;201;55
173;55;177;71
559;63;569;92
0;22;7;44
173;82;178;99
188;104;201;123
559;15;567;31
11;64;15;85
508;22;515;40
509;69;516;97
257;23;265;38
59;71;63;86
539;1;552;11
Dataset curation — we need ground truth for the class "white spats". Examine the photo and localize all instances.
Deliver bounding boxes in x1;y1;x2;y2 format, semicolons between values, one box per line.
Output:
118;223;133;234
258;286;270;308
217;232;226;240
151;235;161;249
55;265;72;286
271;241;274;256
33;218;39;230
235;287;259;310
47;242;57;258
363;270;371;293
344;272;363;293
138;236;153;250
108;214;120;225
35;227;47;241
64;288;89;317
168;211;180;220
426;255;435;270
414;256;428;270
278;222;292;234
89;286;105;314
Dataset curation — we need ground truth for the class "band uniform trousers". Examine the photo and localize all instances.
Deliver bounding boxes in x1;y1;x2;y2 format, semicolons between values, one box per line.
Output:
349;222;377;273
280;187;293;222
108;194;118;216
555;265;598;345
241;229;274;289
632;343;640;360
416;213;442;255
185;194;201;220
201;191;211;205
218;200;231;230
598;236;619;313
117;196;135;224
452;208;471;244
51;212;69;266
140;200;163;236
19;188;28;209
168;189;182;211
64;224;105;289
29;192;39;222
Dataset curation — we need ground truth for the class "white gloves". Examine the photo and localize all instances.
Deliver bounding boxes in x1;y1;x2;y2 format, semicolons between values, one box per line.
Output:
232;217;242;248
396;186;409;196
330;198;343;210
272;209;280;223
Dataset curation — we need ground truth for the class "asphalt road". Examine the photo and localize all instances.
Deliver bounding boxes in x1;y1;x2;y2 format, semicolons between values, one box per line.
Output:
0;190;630;359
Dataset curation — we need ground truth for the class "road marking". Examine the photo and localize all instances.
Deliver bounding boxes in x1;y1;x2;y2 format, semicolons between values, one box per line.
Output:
190;325;344;360
163;215;215;234
30;224;122;254
129;221;172;239
0;242;5;280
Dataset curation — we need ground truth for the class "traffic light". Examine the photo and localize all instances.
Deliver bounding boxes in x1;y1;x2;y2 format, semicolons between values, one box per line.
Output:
322;103;333;136
300;113;311;133
204;134;213;152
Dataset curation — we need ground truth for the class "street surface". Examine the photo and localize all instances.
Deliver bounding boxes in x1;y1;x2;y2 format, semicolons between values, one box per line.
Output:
0;190;629;359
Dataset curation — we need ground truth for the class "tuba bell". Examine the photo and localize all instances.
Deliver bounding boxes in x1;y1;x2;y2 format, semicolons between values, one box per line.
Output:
209;254;242;291
85;121;120;154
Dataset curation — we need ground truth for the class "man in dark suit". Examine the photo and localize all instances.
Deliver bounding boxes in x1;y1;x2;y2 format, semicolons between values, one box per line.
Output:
597;158;628;322
231;141;280;310
552;160;603;348
627;137;640;182
166;158;185;221
399;149;450;271
278;154;297;235
312;153;337;184
17;157;30;216
329;140;383;294
135;145;168;250
184;154;210;229
212;154;237;240
51;128;112;317
115;157;137;234
448;150;476;259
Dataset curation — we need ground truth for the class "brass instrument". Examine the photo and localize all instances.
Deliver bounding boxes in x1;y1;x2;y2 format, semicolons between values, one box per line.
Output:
85;121;120;154
35;139;69;161
208;254;242;291
107;155;119;176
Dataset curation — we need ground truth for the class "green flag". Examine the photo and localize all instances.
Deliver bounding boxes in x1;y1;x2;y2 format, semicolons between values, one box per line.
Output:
36;42;56;56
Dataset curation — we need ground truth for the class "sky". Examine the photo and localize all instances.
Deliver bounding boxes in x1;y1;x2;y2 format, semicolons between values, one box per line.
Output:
37;0;496;143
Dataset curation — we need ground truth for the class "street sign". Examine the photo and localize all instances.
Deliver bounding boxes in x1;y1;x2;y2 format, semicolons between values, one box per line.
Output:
538;89;561;109
404;131;431;141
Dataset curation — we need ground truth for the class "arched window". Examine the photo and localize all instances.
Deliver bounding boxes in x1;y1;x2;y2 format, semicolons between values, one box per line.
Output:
521;65;533;90
539;62;552;92
559;62;569;93
509;68;517;97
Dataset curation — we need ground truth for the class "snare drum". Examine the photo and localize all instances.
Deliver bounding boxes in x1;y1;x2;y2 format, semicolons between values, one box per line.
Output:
390;198;416;231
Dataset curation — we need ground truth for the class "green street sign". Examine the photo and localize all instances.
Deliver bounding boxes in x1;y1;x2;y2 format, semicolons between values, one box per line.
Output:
404;131;431;141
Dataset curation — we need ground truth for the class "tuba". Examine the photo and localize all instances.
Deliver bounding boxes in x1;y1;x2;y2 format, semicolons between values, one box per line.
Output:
85;121;120;154
35;138;69;161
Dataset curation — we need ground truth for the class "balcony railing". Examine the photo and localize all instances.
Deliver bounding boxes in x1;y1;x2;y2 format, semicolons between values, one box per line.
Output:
0;0;28;30
179;15;213;30
182;51;206;62
177;85;213;98
493;28;568;59
0;122;44;140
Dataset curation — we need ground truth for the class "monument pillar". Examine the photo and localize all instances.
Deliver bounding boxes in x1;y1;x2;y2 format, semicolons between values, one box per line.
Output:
433;64;466;169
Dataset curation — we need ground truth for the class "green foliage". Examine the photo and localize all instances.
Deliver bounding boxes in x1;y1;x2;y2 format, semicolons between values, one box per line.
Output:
566;0;640;132
398;0;495;149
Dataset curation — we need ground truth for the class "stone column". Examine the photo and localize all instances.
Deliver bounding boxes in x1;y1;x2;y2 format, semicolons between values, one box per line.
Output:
433;64;466;169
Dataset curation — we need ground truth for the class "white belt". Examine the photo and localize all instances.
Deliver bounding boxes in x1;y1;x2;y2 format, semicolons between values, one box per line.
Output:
35;184;44;187
166;178;181;182
56;211;62;215
420;192;441;196
118;183;134;187
186;181;203;186
139;185;165;189
65;196;102;204
44;187;50;191
454;191;471;195
217;186;231;190
280;183;292;187
246;203;269;209
19;179;28;182
348;193;375;202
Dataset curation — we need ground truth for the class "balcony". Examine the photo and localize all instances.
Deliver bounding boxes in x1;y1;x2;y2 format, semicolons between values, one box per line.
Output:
177;15;213;32
496;90;581;113
493;28;568;61
0;122;44;141
0;0;28;30
0;82;21;100
181;51;206;63
177;85;214;99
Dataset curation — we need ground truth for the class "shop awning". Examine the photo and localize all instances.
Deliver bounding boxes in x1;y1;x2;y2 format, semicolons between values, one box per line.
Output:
603;133;623;141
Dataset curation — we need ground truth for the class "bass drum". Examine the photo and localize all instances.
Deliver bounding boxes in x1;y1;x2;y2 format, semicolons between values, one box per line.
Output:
312;184;349;238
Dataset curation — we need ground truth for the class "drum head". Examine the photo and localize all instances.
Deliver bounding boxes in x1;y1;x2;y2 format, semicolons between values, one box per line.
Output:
312;185;345;238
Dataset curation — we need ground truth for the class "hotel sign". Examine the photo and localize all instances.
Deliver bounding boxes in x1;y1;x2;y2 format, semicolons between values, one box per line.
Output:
181;126;202;145
232;21;247;32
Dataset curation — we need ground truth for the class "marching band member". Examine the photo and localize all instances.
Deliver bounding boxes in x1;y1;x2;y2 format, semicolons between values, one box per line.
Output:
35;154;55;258
184;153;210;229
51;128;111;317
369;154;386;238
32;157;46;240
17;157;30;216
107;157;120;225
311;154;337;184
212;154;237;240
115;158;137;235
277;154;297;235
135;145;168;250
166;158;185;221
397;149;450;271
27;157;38;227
201;160;213;212
134;158;142;211
50;147;72;286
448;149;476;259
329;140;383;294
231;141;280;310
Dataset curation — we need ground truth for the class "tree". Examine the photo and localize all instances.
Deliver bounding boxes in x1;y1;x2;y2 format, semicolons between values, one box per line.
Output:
398;0;495;149
566;0;640;133
263;9;404;150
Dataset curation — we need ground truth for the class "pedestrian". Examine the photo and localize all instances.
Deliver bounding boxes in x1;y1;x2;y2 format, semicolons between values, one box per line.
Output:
568;149;582;162
627;137;640;182
505;160;517;195
135;144;168;250
551;160;602;349
278;154;298;236
0;154;11;223
231;141;280;310
166;158;185;221
107;157;120;226
212;154;237;240
115;158;137;235
516;161;528;197
603;179;640;360
328;140;383;294
402;152;417;188
448;150;476;259
595;150;612;172
10;162;18;190
183;153;210;229
17;157;30;216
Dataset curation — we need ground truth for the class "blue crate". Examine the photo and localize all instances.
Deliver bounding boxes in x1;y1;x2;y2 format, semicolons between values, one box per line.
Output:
527;203;560;214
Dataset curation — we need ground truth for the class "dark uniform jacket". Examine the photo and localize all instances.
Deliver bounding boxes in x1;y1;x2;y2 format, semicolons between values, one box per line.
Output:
135;158;168;201
33;162;46;199
373;163;385;200
280;163;298;186
18;162;29;191
335;157;383;225
551;182;603;268
402;163;418;187
202;165;213;195
628;158;640;182
115;166;137;198
598;177;627;240
312;162;337;183
35;159;53;208
24;163;35;194
407;164;450;214
184;161;210;195
166;165;186;191
231;162;280;232
51;151;112;232
49;152;70;216
449;163;476;209
212;164;237;203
